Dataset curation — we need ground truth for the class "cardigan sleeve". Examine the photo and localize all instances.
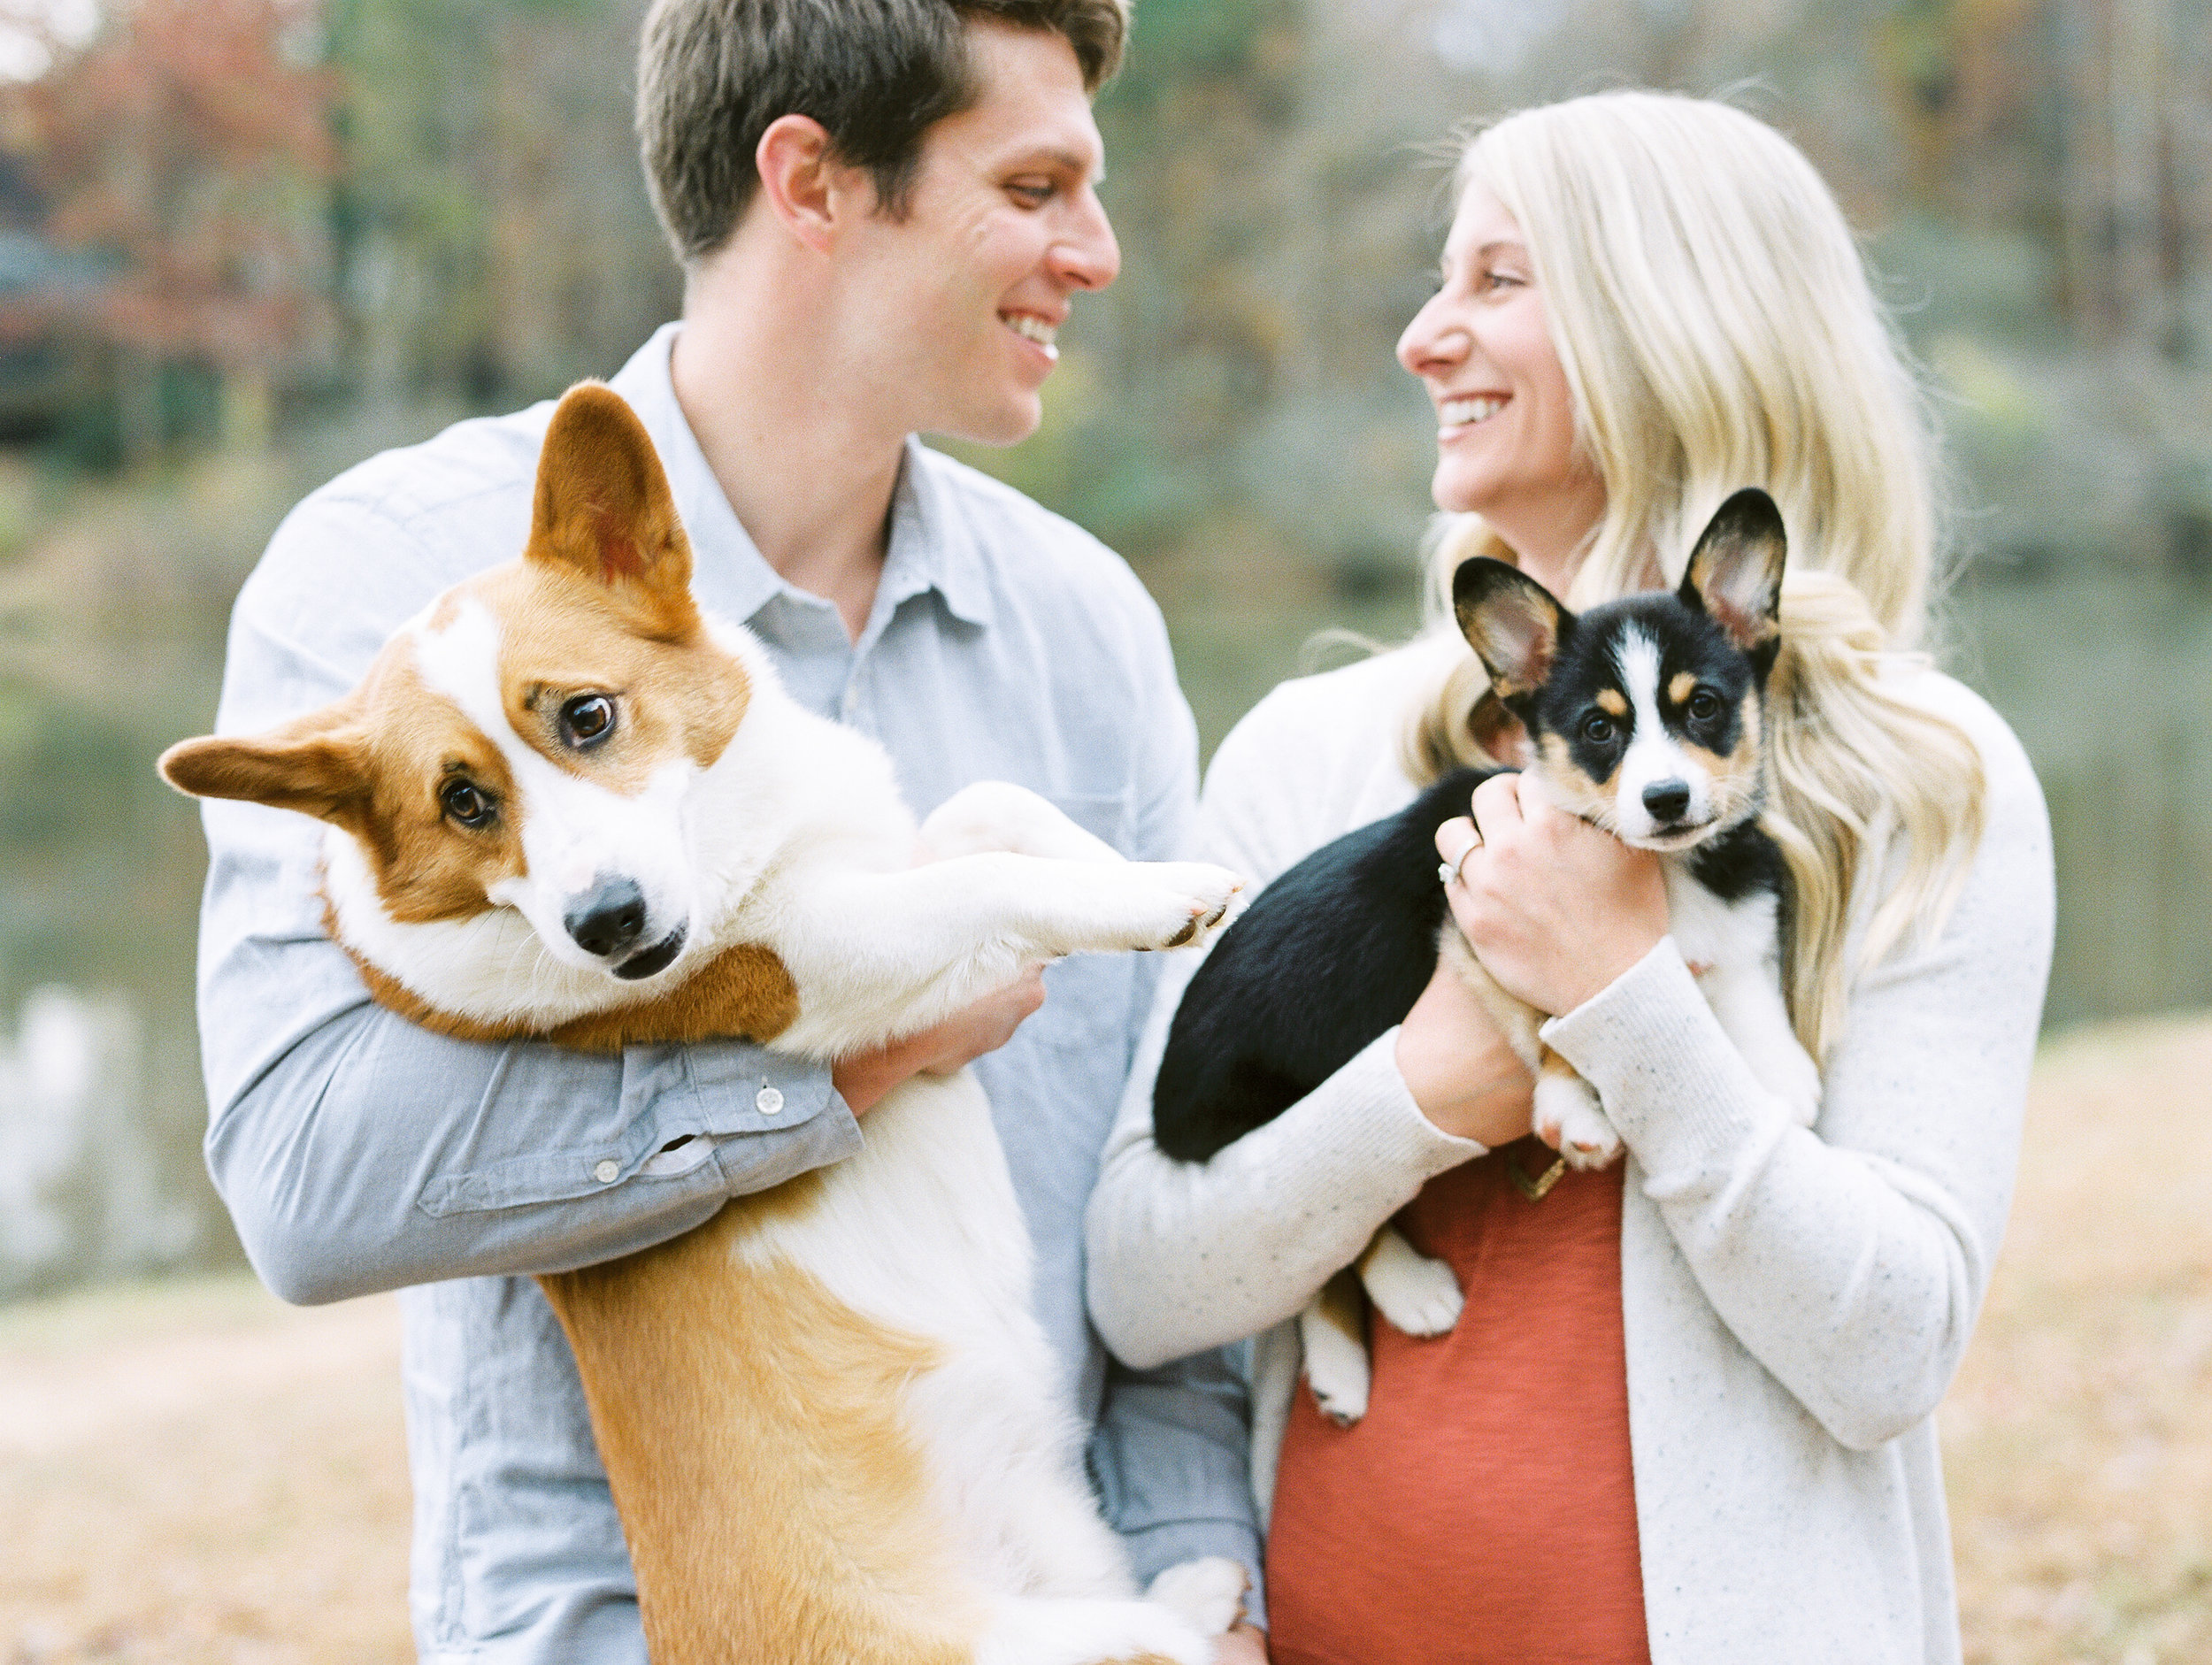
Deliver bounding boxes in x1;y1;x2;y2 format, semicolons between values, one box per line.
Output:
1085;679;1484;1370
1539;679;2053;1450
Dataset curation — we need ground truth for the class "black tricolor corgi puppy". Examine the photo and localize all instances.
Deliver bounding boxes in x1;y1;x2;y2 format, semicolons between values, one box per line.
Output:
1151;488;1820;1423
160;385;1255;1665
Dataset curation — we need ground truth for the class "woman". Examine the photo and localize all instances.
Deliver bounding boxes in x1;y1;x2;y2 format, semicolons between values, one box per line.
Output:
1086;91;2054;1665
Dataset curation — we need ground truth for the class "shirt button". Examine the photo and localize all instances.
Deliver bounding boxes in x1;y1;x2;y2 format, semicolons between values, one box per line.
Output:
594;1159;620;1184
756;1086;785;1116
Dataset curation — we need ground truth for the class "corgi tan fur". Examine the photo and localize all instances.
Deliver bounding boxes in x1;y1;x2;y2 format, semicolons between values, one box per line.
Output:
162;384;1249;1665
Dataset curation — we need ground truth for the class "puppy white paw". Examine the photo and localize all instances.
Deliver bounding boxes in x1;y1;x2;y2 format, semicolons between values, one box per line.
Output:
1307;1364;1370;1428
1362;1243;1463;1339
1534;1073;1621;1170
1756;1040;1824;1128
1105;862;1245;951
1146;1557;1248;1637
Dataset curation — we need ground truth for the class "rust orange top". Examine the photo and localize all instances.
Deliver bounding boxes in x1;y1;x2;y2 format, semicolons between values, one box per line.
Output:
1264;1139;1650;1665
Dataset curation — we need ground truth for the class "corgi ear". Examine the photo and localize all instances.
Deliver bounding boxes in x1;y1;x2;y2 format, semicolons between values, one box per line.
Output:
526;382;698;640
1679;488;1786;653
1453;556;1571;698
158;708;372;832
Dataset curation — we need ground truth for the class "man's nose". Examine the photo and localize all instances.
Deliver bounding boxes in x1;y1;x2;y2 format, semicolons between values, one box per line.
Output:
1053;188;1120;292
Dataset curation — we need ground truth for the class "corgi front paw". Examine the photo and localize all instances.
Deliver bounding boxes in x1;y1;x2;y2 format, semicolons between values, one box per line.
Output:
1146;1557;1248;1637
1361;1238;1463;1339
1073;862;1243;953
1534;1072;1621;1169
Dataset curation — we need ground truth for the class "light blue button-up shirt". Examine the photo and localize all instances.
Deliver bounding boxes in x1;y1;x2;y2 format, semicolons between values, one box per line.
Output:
195;324;1260;1661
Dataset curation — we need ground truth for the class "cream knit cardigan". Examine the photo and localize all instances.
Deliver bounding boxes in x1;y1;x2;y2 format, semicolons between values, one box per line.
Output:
1085;637;2054;1665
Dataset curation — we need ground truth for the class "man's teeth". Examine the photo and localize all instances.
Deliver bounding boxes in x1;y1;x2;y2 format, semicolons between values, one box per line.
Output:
1005;314;1059;357
1440;395;1506;427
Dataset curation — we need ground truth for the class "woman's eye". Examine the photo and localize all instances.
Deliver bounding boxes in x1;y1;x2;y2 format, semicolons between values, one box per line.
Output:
560;694;617;748
441;780;495;828
1687;689;1722;722
1579;712;1617;745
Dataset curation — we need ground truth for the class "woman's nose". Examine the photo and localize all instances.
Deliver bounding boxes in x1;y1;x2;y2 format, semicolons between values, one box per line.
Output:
1398;295;1470;379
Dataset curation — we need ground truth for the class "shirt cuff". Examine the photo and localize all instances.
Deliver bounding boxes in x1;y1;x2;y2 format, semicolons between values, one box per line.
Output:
1266;1027;1486;1226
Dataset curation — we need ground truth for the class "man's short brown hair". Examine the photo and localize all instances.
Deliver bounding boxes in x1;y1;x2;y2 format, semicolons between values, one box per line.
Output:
638;0;1129;265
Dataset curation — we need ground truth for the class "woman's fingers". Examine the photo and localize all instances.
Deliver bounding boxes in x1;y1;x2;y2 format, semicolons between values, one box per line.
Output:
1471;771;1525;842
1434;815;1481;885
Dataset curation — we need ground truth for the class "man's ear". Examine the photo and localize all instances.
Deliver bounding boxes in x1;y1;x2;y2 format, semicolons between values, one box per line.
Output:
158;705;371;832
1679;487;1787;653
526;382;699;641
1453;556;1571;697
755;113;845;256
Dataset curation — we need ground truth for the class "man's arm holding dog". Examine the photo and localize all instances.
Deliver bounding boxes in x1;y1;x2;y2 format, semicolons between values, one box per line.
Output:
197;491;902;1305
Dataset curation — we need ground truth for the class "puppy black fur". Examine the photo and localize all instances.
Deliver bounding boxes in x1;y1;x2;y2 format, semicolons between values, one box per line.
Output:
1151;766;1492;1162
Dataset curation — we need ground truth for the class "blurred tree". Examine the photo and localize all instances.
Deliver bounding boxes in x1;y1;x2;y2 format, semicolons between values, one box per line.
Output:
324;0;678;413
3;0;337;461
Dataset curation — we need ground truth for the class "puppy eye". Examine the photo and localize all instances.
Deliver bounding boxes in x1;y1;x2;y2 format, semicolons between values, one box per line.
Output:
1579;712;1617;745
441;780;496;829
1686;688;1722;722
560;694;617;748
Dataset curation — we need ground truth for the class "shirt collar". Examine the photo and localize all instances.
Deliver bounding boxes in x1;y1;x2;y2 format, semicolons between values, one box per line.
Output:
607;324;995;633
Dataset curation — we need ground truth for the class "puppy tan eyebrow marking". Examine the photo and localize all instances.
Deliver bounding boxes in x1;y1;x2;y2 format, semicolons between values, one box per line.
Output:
1595;688;1629;717
1669;671;1697;705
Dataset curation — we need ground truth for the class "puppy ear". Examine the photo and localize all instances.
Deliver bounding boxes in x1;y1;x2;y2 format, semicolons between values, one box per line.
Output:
526;382;698;640
1453;557;1571;697
1679;488;1786;652
158;707;371;832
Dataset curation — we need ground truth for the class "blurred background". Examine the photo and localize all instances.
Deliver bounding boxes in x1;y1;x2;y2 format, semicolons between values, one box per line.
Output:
0;0;2208;1661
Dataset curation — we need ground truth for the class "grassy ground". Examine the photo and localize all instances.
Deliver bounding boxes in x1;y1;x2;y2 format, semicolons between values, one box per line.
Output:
2;1015;2207;1664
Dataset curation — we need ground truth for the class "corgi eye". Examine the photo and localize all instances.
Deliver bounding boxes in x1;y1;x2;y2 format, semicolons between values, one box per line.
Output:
560;694;617;748
441;780;497;829
1579;712;1618;745
1686;688;1722;722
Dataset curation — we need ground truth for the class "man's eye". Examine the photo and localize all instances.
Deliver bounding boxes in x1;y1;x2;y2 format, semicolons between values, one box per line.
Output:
1579;712;1617;745
560;694;617;748
1687;689;1722;722
1008;180;1055;207
441;780;496;828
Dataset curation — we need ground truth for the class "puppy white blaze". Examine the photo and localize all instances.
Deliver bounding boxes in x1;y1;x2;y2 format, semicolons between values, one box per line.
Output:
409;595;703;977
1609;625;1711;844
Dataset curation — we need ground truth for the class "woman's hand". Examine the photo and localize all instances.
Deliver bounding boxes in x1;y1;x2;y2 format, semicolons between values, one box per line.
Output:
1394;956;1536;1145
1436;772;1669;1017
829;963;1048;1114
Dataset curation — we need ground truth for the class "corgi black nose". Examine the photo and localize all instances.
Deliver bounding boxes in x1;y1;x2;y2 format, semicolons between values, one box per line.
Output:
565;878;649;958
1642;780;1693;823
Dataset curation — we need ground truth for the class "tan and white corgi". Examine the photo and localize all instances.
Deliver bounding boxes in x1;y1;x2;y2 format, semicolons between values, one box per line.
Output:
160;384;1250;1665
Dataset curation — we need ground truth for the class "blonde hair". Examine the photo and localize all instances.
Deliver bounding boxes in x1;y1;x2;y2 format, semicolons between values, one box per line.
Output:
1402;90;1984;1061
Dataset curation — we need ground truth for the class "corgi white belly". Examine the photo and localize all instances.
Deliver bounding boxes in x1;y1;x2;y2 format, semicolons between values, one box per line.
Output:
1662;863;1822;1126
726;1070;1134;1602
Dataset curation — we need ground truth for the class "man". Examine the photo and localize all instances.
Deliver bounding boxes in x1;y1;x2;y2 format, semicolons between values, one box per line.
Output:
192;1;1268;1658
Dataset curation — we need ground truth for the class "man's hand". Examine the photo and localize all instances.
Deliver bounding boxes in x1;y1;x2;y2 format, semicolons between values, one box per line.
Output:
1215;1623;1271;1663
828;963;1048;1114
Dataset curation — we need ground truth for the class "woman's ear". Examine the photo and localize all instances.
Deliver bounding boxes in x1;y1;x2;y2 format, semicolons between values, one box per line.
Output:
1453;556;1571;698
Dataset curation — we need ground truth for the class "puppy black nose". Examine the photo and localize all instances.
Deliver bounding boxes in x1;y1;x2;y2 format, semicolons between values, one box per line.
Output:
1642;780;1693;822
565;878;649;958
